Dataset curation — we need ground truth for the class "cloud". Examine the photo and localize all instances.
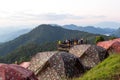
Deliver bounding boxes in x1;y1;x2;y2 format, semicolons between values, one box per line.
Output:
9;12;107;20
41;13;85;20
9;13;85;21
0;11;106;21
0;11;108;27
91;15;107;18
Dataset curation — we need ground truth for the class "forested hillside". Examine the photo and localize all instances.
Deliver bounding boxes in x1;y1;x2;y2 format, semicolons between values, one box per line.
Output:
0;24;105;56
0;42;57;64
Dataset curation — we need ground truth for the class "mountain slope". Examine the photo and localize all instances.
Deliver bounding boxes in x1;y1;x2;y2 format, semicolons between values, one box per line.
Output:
112;28;120;37
0;24;107;56
0;28;31;42
0;42;57;64
63;24;116;35
76;54;120;80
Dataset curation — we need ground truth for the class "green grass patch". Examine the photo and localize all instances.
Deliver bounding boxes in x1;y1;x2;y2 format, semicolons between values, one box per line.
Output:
76;54;120;80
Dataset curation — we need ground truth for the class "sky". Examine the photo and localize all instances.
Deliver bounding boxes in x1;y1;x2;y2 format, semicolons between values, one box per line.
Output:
0;0;120;28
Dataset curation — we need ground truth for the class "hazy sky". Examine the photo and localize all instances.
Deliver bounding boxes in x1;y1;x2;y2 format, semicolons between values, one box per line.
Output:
0;0;120;28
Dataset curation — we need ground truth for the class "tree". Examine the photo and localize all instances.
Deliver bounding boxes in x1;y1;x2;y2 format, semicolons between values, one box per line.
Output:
95;36;105;44
109;36;117;40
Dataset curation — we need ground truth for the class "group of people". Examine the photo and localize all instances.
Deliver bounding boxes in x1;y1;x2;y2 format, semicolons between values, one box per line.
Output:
58;38;87;47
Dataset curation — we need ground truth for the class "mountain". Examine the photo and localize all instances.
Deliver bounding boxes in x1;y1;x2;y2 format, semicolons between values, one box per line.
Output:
79;26;115;35
0;42;57;64
63;24;115;35
0;24;106;56
0;43;3;45
94;21;120;29
0;28;32;42
63;24;81;30
112;28;120;37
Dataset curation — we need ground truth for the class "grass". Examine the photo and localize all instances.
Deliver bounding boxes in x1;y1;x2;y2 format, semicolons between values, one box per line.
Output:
75;54;120;80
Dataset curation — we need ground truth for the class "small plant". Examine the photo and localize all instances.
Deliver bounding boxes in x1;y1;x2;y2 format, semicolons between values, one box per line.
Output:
95;36;105;44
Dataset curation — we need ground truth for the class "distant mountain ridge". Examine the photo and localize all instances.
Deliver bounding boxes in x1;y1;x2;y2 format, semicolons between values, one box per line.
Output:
94;21;120;29
0;28;31;42
0;23;117;43
0;24;104;56
63;24;116;35
112;28;120;37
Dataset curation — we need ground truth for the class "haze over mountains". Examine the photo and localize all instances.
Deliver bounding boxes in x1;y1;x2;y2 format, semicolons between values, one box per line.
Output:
94;21;120;29
63;24;116;35
0;24;118;64
0;27;32;43
0;21;120;43
0;24;105;56
112;28;120;37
